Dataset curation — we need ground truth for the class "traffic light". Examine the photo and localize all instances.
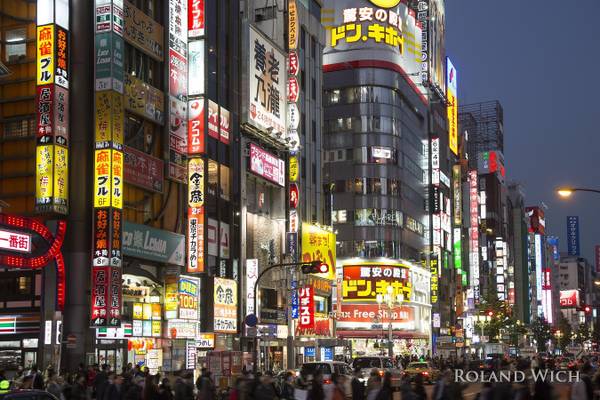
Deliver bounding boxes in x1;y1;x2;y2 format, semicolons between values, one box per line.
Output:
301;260;329;274
584;305;592;314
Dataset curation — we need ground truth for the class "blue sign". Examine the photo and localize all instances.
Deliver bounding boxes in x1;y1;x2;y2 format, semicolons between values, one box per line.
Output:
304;346;316;357
567;216;580;256
291;287;299;319
547;236;560;261
322;347;333;361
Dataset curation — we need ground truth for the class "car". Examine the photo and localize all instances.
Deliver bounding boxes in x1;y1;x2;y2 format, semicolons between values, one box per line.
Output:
0;390;58;399
402;361;439;384
299;361;353;399
351;356;398;384
557;357;576;371
467;359;485;371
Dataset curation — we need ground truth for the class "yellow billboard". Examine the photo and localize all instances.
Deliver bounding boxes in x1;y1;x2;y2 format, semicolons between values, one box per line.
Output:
95;92;124;144
94;149;112;208
36;145;54;202
53;146;68;210
447;91;458;156
111;150;123;209
301;223;336;280
289;156;298;182
36;24;54;85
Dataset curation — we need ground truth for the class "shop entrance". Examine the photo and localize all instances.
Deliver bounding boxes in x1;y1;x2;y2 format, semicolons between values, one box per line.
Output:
96;348;123;372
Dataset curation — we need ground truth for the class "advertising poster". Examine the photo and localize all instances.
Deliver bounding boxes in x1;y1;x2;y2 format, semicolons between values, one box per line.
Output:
111;150;123;209
446;57;458;155
247;26;286;136
207;100;219;139
246;259;258;316
37;85;54;144
567;216;580;256
54;86;69;146
188;40;204;96
297;286;314;332
187;207;204;273
248;143;285;187
164;276;179;319
301;223;336;280
94;149;112;208
35;145;54;207
52;146;68;213
55;25;69;88
178;276;200;320
214;278;237;333
169;48;187;101
188;98;205;154
91;266;109;326
37;24;55;86
188;158;204;208
188;0;205;38
559;290;579;308
124;73;164;124
108;266;122;326
342;264;411;302
288;0;298;50
219;106;230;144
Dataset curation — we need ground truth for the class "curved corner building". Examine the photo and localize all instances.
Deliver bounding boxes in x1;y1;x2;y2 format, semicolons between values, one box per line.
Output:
322;0;431;356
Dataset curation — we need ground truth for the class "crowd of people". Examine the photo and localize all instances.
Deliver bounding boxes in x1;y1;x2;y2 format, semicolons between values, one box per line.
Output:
4;355;600;400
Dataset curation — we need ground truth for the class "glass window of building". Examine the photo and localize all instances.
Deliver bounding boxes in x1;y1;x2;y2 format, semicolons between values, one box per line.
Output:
4;28;27;62
220;164;230;201
208;160;219;197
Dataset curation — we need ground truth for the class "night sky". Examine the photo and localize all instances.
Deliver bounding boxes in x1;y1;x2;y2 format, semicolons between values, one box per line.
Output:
446;0;600;262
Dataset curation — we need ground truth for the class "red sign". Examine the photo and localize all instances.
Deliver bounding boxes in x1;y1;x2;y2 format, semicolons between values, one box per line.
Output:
37;85;54;144
559;290;579;308
219;106;230;145
188;0;204;38
55;26;68;88
207;100;219;139
288;51;299;76
124;145;164;193
289;183;299;209
188;98;205;154
337;304;413;324
249;143;285;187
91;266;109;326
298;286;314;331
288;76;299;103
169;48;187;100
296;315;331;337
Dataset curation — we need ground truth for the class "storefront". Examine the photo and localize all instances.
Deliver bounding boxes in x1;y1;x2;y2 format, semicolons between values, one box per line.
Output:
334;261;432;357
93;222;187;372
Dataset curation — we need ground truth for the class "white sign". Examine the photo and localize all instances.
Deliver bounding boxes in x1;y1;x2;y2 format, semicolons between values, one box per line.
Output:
431;138;440;170
188;40;204;96
0;229;31;253
372;146;392;159
246;259;258;316
247;26;286;137
288;102;300;130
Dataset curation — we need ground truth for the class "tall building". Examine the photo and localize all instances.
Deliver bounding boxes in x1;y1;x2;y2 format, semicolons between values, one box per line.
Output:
459;100;504;169
507;183;530;323
322;0;435;356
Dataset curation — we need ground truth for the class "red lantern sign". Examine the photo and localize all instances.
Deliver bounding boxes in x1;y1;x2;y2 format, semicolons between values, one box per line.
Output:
289;183;299;209
288;77;299;103
288;51;299;76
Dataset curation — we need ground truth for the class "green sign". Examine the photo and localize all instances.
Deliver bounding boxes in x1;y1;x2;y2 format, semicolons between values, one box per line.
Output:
95;32;124;93
123;222;185;266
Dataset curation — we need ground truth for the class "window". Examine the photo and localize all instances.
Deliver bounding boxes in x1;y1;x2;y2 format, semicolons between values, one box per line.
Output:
2;117;34;139
311;78;316;100
4;28;27;62
255;6;277;21
300;27;306;50
208;160;219;197
220;165;230;201
311;36;316;59
301;157;306;179
0;275;33;300
312;162;316;184
311;120;317;142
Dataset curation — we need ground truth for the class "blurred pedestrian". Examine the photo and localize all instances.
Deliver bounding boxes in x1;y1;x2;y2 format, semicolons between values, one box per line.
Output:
158;377;174;400
71;374;89;400
196;368;215;400
375;372;392;400
308;371;325;400
174;372;194;400
94;364;109;400
332;374;347;400
47;374;66;400
280;371;295;400
254;374;278;400
143;374;161;400
366;369;382;400
351;369;365;400
572;362;594;400
414;373;427;400
103;374;124;400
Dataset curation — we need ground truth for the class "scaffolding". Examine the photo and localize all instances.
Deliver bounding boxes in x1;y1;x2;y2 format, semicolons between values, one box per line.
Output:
459;101;504;169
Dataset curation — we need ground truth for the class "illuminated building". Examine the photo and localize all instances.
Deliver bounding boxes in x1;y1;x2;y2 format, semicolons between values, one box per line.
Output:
322;0;437;356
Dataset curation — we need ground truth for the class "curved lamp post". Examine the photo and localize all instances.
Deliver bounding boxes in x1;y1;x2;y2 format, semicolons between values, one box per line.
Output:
556;187;600;198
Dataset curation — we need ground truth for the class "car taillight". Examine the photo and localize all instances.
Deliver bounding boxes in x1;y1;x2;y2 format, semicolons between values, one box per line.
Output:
323;379;332;384
378;370;384;377
422;371;429;376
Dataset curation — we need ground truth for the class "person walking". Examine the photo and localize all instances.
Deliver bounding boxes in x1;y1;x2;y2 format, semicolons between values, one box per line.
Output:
253;374;279;400
307;371;325;400
279;371;295;400
158;378;174;400
196;368;216;400
71;375;90;400
332;374;347;400
143;374;161;400
572;363;594;400
413;373;427;400
365;369;381;400
375;372;392;400
351;369;365;400
103;374;124;400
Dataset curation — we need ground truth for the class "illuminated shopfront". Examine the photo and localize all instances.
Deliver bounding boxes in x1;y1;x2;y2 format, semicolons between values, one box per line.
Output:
335;261;431;357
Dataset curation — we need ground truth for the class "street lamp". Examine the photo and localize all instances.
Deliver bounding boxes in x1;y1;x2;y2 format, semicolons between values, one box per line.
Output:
556;187;600;198
376;285;404;358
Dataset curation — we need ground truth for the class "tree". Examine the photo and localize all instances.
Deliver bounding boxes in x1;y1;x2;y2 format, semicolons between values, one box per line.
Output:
556;315;573;351
475;288;512;342
530;317;553;353
574;323;591;346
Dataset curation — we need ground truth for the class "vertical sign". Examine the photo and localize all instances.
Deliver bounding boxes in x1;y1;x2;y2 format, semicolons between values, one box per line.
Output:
187;158;205;273
288;0;298;50
595;245;600;274
446;57;458;155
92;0;124;327
188;0;204;38
416;0;429;85
452;165;461;226
35;13;70;214
246;259;258;316
297;286;314;332
468;170;480;303
567;216;580;256
214;278;237;333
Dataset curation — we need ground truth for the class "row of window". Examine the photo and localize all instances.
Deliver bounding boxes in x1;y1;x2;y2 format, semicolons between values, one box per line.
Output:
338;240;401;259
332;209;403;227
325;146;399;165
324;86;406;108
332;178;400;196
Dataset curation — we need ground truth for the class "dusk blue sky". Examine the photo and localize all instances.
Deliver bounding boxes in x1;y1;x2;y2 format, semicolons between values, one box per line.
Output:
446;0;600;262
